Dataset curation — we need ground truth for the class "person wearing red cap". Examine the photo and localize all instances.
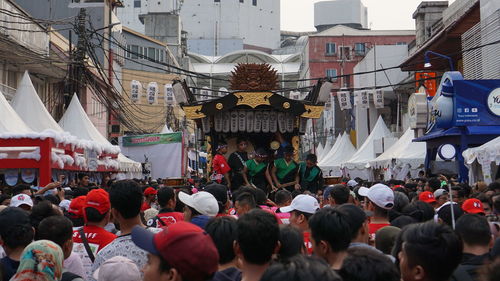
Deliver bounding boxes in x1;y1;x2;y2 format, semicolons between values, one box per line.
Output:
72;189;116;280
418;191;437;208
462;198;486;215
66;196;87;229
131;221;219;281
141;187;158;212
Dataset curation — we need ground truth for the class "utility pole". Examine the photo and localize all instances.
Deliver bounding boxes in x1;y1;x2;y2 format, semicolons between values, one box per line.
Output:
67;8;87;107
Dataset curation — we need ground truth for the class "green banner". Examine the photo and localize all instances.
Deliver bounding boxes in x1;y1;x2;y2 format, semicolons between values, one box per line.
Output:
122;132;182;147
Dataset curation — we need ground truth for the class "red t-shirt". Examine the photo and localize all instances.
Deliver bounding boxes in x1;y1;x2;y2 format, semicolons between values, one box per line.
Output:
303;231;313;255
72;225;117;253
368;222;390;241
272;207;291;224
213;154;231;175
154;211;185;227
140;201;151;212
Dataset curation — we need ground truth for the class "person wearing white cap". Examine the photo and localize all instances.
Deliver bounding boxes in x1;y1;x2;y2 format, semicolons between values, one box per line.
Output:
280;194;320;254
93;256;141;281
179;191;219;229
9;194;34;211
358;184;394;242
433;189;449;208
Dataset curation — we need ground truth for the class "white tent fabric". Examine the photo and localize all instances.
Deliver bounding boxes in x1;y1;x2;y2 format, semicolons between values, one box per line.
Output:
59;94;141;173
315;142;324;161
12;71;64;133
463;136;500;184
161;125;173;134
370;128;426;179
319;133;342;165
0;90;33;135
319;133;357;177
321;138;333;161
343;116;392;179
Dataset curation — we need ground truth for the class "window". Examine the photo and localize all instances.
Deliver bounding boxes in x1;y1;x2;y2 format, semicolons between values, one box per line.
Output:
326;69;337;81
160;50;164;62
240;0;244;2
131;45;139;59
354;43;366;56
325;43;336;55
252;0;257;6
396;42;407;45
134;0;141;8
138;46;144;59
214;0;220;2
126;45;131;58
339;46;351;60
148;47;155;60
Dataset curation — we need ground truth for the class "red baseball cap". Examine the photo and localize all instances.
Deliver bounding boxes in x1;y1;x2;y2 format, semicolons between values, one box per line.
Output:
462;198;485;214
144;187;158;196
131;222;218;281
68;196;87;218
419;191;437;204
85;189;111;215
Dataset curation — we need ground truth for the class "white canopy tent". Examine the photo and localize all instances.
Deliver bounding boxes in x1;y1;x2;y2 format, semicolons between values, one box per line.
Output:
0;90;33;135
11;72;64;133
315;142;324;161
161;125;174;134
59;94;142;176
319;133;357;177
463;136;500;184
370;128;426;180
319;133;342;165
321;138;333;161
343;116;392;180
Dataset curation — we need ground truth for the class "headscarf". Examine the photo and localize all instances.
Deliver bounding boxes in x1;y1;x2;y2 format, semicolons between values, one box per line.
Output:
11;240;64;281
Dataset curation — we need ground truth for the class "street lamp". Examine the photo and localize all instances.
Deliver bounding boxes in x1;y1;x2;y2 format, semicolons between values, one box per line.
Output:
424;51;455;71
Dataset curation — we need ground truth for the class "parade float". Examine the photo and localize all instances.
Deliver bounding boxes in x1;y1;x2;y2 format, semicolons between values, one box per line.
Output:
174;63;330;180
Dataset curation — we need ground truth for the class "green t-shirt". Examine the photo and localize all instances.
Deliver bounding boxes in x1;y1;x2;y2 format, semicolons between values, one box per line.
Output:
274;158;298;182
246;159;267;177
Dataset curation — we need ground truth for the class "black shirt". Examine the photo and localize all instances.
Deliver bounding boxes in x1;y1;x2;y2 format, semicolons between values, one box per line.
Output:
0;256;20;281
227;151;248;189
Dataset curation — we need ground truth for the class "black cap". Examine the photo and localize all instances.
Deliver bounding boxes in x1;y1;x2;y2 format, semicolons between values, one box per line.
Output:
204;183;228;204
0;207;31;237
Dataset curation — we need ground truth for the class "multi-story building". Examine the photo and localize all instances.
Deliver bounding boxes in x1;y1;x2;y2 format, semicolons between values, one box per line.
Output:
121;27;184;135
118;0;280;56
300;25;415;138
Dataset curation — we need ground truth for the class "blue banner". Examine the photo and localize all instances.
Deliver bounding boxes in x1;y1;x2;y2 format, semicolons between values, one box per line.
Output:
453;80;500;126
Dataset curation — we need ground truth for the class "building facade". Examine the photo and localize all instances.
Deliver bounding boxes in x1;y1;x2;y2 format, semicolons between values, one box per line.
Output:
300;25;415;139
118;0;280;56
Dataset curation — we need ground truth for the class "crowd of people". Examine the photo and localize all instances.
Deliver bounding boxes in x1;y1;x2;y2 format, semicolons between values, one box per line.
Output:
0;155;500;281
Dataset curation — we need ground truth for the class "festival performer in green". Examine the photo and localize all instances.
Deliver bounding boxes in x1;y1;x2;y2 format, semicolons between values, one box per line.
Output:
271;146;299;192
296;154;324;194
242;148;273;193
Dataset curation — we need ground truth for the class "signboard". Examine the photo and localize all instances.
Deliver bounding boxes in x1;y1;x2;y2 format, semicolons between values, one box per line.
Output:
337;91;352;110
453;80;500;126
373;90;384;109
147;82;158;104
122;132;182;147
415;72;437;97
130;80;141;102
408;93;428;129
164;84;175;105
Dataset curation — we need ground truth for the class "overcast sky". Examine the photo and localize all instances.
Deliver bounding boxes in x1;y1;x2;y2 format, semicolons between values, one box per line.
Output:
281;0;455;31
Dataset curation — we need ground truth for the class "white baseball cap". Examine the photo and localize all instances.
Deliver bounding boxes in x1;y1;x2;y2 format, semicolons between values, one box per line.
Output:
280;194;320;214
10;194;34;208
93;256;141;281
358;184;394;210
347;180;358;188
434;189;448;199
178;191;219;217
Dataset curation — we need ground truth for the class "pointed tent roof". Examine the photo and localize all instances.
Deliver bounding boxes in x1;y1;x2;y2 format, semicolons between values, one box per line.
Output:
370;128;426;169
11;71;64;133
322;138;333;159
318;133;342;166
319;133;357;168
161;125;173;134
59;94;113;146
316;142;324;161
59;94;141;172
343;116;392;169
0;90;33;135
